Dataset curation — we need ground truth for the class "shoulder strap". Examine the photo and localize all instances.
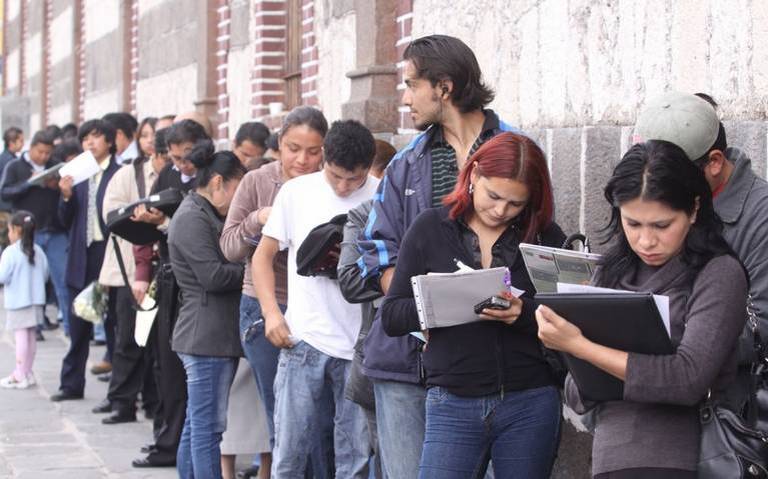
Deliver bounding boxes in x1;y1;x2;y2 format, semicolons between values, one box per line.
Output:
134;158;147;198
111;235;156;312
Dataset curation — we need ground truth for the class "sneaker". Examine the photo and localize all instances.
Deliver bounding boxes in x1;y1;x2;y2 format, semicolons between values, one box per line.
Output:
26;372;36;386
0;374;30;389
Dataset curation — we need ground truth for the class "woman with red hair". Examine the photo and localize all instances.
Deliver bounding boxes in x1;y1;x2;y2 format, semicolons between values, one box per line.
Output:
380;132;566;478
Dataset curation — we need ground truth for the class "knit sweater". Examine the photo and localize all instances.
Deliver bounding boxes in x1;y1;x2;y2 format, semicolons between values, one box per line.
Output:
566;254;747;474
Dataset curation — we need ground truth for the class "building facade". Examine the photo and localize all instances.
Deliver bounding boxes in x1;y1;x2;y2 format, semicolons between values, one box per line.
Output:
2;3;767;473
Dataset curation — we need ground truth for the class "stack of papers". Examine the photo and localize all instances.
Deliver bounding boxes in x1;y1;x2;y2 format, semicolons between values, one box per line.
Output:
410;266;522;330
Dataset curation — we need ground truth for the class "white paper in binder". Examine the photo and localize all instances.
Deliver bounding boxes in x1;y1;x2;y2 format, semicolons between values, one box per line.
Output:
410;266;513;330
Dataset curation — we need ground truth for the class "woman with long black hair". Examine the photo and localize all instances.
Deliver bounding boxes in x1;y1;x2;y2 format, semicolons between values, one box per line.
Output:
537;140;748;479
167;141;247;479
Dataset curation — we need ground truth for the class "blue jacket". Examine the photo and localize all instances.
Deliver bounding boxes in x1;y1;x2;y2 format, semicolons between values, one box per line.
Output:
58;156;119;291
0;242;49;310
356;110;521;383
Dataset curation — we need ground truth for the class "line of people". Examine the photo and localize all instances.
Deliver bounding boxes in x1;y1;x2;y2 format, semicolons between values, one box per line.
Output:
0;33;765;479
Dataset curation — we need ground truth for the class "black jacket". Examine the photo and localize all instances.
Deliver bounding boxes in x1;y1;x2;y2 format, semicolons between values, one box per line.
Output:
381;206;566;397
1;154;64;232
168;192;244;357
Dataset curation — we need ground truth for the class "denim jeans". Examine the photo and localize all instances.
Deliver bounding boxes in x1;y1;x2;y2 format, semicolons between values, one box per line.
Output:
372;379;426;479
177;353;237;479
239;294;284;445
272;341;370;479
419;385;561;479
35;230;69;334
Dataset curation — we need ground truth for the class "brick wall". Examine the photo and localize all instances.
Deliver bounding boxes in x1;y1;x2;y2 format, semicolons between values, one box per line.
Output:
73;0;85;122
41;0;52;126
299;0;317;105
124;0;139;115
250;0;286;121
216;0;231;141
395;0;412;134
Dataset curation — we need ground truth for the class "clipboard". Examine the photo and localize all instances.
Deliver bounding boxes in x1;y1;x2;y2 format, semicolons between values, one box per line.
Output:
27;162;65;186
410;267;510;330
536;292;674;402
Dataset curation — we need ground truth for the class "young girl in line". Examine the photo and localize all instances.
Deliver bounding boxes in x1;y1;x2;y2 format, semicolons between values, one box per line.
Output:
0;211;49;389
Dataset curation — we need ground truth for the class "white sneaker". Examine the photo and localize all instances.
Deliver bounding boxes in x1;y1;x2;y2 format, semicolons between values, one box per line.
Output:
26;372;36;386
0;374;30;389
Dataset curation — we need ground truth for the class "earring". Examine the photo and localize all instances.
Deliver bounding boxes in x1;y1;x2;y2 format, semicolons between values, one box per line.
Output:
468;183;474;194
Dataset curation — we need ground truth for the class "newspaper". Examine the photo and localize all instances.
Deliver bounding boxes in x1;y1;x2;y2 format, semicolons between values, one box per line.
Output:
519;243;602;293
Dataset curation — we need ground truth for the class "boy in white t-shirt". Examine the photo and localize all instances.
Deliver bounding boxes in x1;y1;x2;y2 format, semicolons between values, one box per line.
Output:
253;119;379;478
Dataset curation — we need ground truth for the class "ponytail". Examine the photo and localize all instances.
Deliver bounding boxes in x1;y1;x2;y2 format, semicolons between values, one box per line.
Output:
10;211;36;265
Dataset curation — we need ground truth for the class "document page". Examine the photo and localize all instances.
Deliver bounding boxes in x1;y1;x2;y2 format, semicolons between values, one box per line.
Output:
519;243;602;293
59;150;100;186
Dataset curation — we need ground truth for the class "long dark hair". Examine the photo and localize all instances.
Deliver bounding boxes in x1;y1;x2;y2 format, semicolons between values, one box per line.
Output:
10;211;36;265
596;140;733;286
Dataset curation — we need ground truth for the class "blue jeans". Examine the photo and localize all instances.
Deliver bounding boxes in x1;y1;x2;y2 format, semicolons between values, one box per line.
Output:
239;294;284;445
419;385;561;479
177;353;237;479
35;230;69;334
372;379;426;479
272;341;370;479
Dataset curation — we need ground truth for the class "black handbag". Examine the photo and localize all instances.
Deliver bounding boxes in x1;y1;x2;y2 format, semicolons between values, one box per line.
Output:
698;296;768;479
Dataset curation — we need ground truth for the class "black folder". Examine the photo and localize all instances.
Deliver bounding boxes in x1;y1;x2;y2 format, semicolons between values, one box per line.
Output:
535;292;673;402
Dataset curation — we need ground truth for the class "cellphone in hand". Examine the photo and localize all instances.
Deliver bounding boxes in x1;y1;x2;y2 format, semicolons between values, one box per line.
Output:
474;296;512;314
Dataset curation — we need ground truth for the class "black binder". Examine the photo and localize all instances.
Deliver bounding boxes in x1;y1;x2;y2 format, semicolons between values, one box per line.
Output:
106;188;184;245
535;292;673;402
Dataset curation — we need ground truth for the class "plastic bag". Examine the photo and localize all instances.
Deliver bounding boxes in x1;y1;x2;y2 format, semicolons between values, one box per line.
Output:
73;281;107;323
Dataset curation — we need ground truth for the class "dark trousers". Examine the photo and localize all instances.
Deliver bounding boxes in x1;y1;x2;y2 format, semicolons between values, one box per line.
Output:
106;286;144;413
147;269;187;463
59;287;94;395
58;241;107;395
102;288;117;363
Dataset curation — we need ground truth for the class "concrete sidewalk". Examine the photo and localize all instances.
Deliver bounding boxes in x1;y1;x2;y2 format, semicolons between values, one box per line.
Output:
0;310;177;478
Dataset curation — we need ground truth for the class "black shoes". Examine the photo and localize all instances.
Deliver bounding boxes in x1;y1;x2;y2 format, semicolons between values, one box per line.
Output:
50;390;84;402
237;466;260;479
102;411;137;424
92;398;112;413
97;373;111;383
140;444;157;454
132;455;176;468
42;315;59;330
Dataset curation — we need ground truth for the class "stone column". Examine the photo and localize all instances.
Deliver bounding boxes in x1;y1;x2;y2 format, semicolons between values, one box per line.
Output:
341;0;399;135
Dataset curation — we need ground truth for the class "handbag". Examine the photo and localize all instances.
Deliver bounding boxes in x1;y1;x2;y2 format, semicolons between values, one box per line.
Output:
698;296;768;479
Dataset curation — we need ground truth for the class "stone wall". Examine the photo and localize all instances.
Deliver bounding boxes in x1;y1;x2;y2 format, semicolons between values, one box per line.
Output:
313;0;356;122
134;0;198;118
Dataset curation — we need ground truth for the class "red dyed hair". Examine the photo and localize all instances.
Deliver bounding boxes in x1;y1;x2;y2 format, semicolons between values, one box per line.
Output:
443;132;554;242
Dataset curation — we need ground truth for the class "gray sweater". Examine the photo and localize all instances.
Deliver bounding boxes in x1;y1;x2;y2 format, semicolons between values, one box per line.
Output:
566;254;747;474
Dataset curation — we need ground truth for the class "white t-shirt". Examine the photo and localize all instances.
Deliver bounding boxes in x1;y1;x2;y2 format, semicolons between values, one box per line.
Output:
262;170;380;360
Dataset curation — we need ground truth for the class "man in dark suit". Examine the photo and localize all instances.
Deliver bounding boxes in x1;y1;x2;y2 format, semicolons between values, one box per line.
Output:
51;119;121;402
